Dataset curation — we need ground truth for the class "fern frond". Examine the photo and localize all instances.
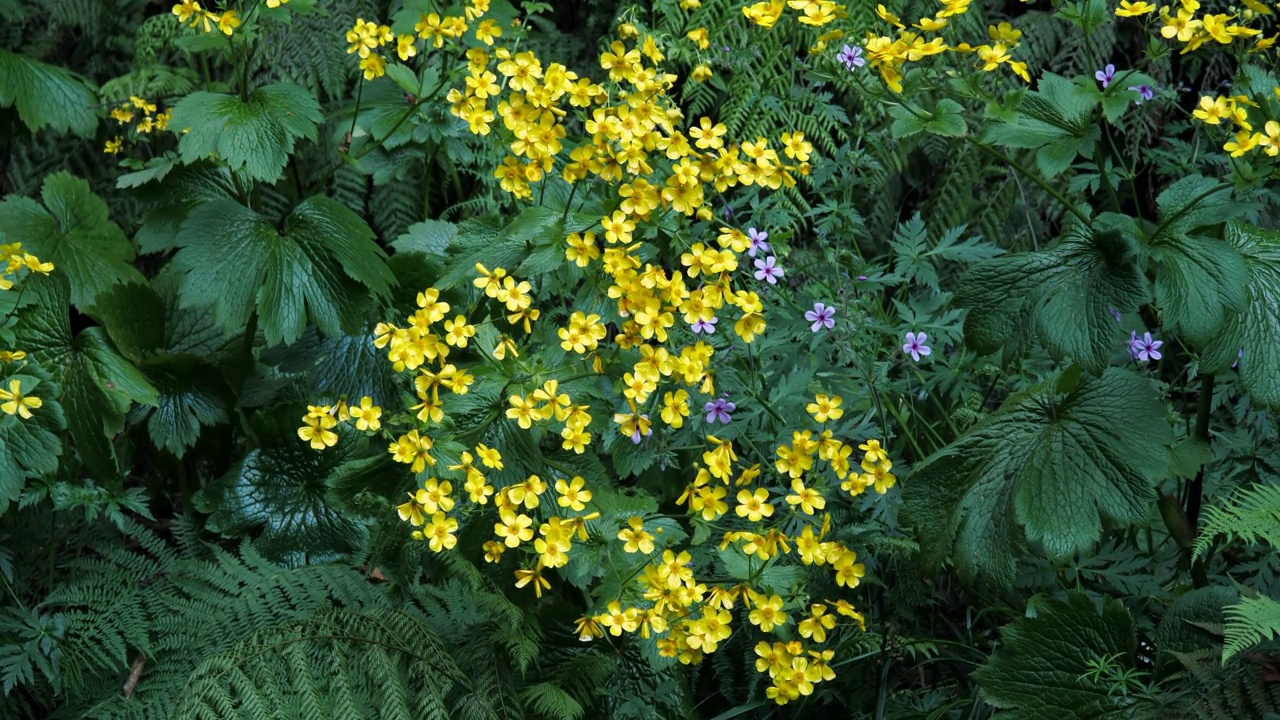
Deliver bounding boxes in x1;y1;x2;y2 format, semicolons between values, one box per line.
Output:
1222;594;1280;663
1193;482;1280;560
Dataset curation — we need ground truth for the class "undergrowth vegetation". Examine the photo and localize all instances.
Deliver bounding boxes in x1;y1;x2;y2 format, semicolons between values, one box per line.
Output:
1;0;1279;717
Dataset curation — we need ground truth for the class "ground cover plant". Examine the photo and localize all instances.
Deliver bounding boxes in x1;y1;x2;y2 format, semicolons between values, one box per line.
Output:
1;0;1279;717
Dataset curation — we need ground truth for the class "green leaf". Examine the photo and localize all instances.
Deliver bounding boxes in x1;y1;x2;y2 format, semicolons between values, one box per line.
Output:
957;216;1148;371
973;593;1135;720
983;73;1098;178
926;98;967;137
16;274;156;481
167;82;322;183
903;368;1173;586
172;196;393;346
392;219;457;257
0;49;97;136
0;172;143;309
195;418;369;565
1202;222;1280;408
384;62;421;95
887;105;927;138
141;355;230;458
0;368;64;514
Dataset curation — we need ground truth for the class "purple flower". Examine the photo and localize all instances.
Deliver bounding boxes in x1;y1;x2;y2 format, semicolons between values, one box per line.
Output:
691;316;718;334
630;414;652;444
903;331;932;362
1233;348;1244;369
1109;307;1122;323
753;255;784;284
857;274;868;281
1128;84;1154;102
1130;331;1162;363
704;396;736;425
1096;63;1116;88
836;44;865;70
747;227;770;257
804;302;836;332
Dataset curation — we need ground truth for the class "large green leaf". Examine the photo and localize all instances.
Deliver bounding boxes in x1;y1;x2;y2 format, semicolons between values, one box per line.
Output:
982;73;1099;178
167;82;322;183
171;196;394;346
1148;176;1247;347
195;419;370;565
1202;222;1280;408
902;368;1173;586
0;173;143;309
0;367;64;514
973;593;1136;720
16;274;157;481
956;215;1148;372
0;49;97;136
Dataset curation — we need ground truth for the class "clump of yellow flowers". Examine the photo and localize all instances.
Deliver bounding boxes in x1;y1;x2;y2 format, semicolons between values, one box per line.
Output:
0;242;54;419
103;96;171;156
300;0;912;705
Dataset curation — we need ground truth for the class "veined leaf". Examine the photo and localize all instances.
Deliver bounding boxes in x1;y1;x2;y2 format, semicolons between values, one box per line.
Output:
0;172;143;309
974;593;1136;720
0;49;97;136
171;196;394;346
1148;176;1247;346
0;367;64;514
956;215;1147;372
982;73;1099;178
1202;222;1280;408
167;82;322;183
903;368;1173;586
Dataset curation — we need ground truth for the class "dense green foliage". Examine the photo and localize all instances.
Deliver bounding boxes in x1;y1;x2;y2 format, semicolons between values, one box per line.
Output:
2;0;1279;718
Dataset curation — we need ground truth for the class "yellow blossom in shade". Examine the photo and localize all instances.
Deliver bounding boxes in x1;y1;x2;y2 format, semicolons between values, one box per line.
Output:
686;27;709;49
422;512;458;552
109;107;133;124
914;16;947;31
482;540;504;563
1259;121;1280;156
0;351;27;363
216;10;240;35
797;603;837;643
748;594;788;631
464;472;494;504
0;379;42;419
443;315;475;347
691;484;729;521
475;443;503;470
349;396;381;431
806;393;843;423
743;0;785;28
1115;0;1156;16
389;430;433;472
360;54;387;80
858;438;888;464
564;232;599;267
495;509;534;547
104;138;123;155
266;0;289;7
415;478;455;514
597;601;640;635
660;389;690;428
396;492;427;526
1225;130;1263;157
691;64;712;82
513;567;550;597
735;487;774;522
555;476;592;511
617;516;655;554
785;478;826;515
475;19;502;45
172;0;201;23
574;615;604;641
506;394;538;429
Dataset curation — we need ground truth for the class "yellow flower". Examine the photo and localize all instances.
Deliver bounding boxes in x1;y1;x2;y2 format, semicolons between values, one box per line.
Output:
475;19;502;45
748;594;788;631
216;10;240;35
785;478;826;515
735;487;774;522
360;54;386;80
742;0;785;29
396;34;417;62
0;379;42;419
103;137;123;155
266;0;289;7
1115;0;1156;17
475;443;503;469
617;516;655;554
495;509;534;547
1224;130;1262;157
349;396;381;431
555;476;592;511
691;64;712;82
797;603;837;643
423;512;458;552
805;393;843;423
172;0;201;23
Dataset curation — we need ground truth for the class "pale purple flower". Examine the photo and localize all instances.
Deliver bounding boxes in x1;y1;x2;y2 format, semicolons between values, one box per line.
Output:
1128;84;1154;102
630;414;652;444
704;396;736;425
805;302;836;332
747;227;770;257
903;331;932;362
1233;348;1244;369
754;255;784;284
1096;63;1116;88
857;275;868;281
691;316;718;334
837;44;865;70
1109;307;1122;323
1131;331;1162;363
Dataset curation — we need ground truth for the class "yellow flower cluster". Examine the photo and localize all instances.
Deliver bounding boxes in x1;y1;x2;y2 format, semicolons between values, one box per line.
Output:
0;242;52;418
1157;0;1271;53
1192;92;1280;157
296;396;382;450
170;0;240;36
104;96;171;155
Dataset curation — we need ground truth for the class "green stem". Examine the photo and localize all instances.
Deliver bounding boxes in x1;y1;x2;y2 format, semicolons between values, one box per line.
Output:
1186;372;1214;588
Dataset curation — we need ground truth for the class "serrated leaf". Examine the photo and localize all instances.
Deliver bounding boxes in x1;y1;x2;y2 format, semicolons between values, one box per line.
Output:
0;172;143;309
167;82;322;183
171;196;393;346
384;62;421;95
195;419;369;565
1203;222;1280;408
392;219;457;257
973;593;1135;720
0;368;64;515
956;216;1147;371
141;355;229;458
0;49;97;136
903;368;1173;586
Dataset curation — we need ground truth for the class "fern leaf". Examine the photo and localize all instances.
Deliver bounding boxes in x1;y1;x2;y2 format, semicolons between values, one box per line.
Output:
1222;595;1280;663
